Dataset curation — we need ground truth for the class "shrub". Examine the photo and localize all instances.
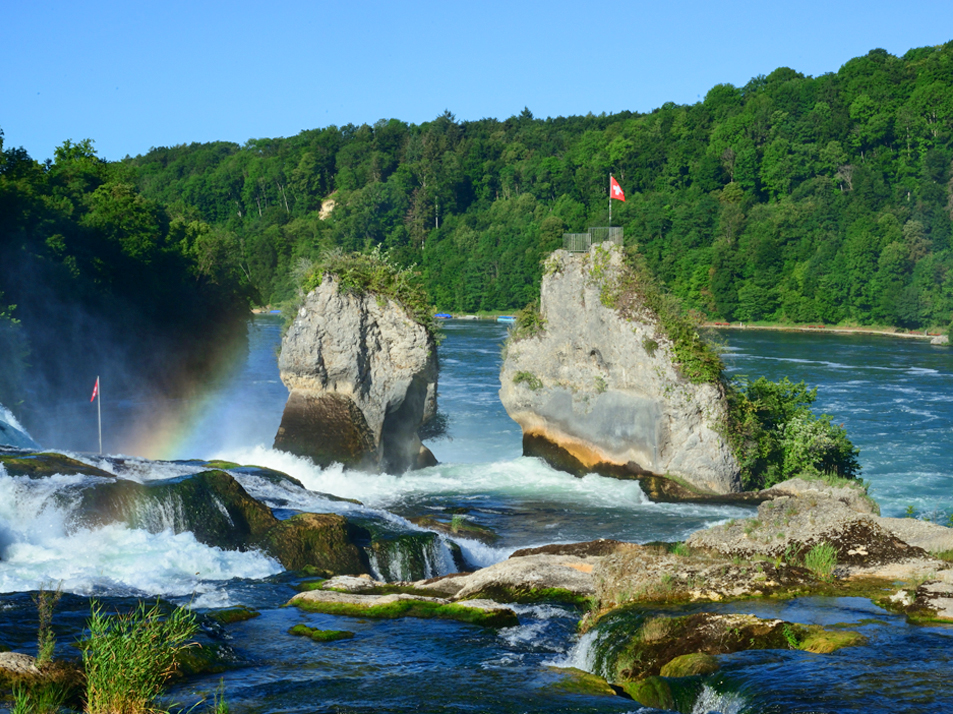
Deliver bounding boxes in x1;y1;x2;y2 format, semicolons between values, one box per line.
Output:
300;246;440;340
34;582;63;668
726;376;861;490
617;248;724;384
510;300;546;340
82;600;198;714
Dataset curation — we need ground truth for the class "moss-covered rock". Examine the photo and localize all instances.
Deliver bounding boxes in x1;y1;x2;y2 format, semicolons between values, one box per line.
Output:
459;584;589;607
205;607;261;625
620;676;673;710
589;610;865;684
74;470;278;551
0;451;114;479
658;652;719;678
288;624;354;642
259;512;370;574
409;515;498;544
547;667;617;697
796;627;867;653
290;590;519;628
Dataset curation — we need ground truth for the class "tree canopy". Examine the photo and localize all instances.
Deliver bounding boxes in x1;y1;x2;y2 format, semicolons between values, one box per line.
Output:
122;43;953;331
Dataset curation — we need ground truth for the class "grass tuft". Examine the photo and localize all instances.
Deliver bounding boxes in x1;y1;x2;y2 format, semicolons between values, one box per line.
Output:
82;600;198;714
804;542;838;582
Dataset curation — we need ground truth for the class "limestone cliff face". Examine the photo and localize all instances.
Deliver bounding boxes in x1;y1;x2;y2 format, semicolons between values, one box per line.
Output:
499;243;740;495
274;276;438;473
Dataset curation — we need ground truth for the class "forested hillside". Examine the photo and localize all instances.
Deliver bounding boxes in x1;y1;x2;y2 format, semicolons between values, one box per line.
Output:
0;130;252;427
126;44;953;329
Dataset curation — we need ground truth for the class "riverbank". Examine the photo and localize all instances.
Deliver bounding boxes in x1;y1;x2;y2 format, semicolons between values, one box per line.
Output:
704;321;949;342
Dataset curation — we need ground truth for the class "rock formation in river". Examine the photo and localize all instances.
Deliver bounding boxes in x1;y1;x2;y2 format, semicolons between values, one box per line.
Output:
499;243;740;495
274;274;438;473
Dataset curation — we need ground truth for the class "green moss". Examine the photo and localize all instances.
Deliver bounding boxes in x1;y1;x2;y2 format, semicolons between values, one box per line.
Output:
288;624;354;642
513;371;543;391
620;676;673;710
460;585;588;607
932;549;953;562
294;579;328;592
203;460;240;469
510;300;546;340
174;643;233;676
796;627;867;653
205;607;260;625
292;598;519;628
258;512;369;574
547;667;617;697
658;653;719;678
0;452;114;479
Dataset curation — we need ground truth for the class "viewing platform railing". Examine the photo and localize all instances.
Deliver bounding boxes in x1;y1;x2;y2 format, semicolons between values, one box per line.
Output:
563;227;623;252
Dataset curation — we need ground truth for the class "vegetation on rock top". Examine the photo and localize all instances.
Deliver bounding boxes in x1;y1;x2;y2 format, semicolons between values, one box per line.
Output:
297;247;441;340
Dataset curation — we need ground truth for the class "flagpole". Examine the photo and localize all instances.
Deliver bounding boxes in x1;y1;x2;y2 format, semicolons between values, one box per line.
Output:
97;376;102;455
608;174;612;227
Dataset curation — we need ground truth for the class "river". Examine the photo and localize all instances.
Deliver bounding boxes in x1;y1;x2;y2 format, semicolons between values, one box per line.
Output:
0;317;951;713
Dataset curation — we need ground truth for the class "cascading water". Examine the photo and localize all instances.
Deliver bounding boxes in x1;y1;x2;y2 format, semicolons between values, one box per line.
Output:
0;317;951;714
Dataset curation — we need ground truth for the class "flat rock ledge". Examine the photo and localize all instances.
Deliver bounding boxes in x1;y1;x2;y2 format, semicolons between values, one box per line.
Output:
288;587;519;628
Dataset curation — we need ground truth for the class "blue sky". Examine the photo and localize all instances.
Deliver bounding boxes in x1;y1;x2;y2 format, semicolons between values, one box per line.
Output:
3;0;951;162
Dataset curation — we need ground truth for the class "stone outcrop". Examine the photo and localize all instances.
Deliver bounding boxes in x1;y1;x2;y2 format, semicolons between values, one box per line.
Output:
274;276;438;473
499;243;739;495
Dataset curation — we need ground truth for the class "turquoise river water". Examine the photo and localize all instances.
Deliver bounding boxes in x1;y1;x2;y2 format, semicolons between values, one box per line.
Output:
0;317;950;713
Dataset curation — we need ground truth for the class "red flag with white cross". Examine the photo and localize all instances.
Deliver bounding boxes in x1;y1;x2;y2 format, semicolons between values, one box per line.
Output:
610;175;625;201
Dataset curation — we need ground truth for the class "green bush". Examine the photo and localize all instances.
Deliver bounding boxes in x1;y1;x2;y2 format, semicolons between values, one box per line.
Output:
82;600;198;714
510;300;546;340
300;247;440;340
726;377;861;490
617;248;724;384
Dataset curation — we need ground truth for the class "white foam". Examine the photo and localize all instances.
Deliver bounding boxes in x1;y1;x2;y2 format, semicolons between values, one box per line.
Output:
0;404;28;435
545;628;603;673
209;446;653;512
691;684;748;714
0;474;281;596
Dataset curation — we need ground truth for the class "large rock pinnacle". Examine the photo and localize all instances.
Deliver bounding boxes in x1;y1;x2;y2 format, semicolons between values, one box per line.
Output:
499;243;740;496
274;276;438;473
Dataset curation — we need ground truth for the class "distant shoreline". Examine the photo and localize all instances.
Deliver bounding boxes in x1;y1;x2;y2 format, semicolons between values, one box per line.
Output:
703;322;947;341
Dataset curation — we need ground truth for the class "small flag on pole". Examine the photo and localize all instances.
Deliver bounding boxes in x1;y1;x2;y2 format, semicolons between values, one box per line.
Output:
90;377;99;403
610;175;626;202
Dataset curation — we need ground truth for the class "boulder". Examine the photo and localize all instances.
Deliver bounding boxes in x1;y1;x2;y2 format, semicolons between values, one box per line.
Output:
288;587;519;628
499;244;739;495
274;275;438;473
685;493;928;567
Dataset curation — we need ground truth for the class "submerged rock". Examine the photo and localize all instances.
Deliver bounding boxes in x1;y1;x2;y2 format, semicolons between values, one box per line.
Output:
259;512;369;575
499;243;739;496
274;275;438;473
588;609;865;708
288;587;518;628
0;450;113;479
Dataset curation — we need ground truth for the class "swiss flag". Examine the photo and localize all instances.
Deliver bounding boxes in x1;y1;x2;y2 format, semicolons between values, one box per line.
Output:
610;175;625;201
90;377;99;403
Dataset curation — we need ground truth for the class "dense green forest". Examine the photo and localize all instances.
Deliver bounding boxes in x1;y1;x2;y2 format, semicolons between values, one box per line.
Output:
125;43;953;331
0;129;252;437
